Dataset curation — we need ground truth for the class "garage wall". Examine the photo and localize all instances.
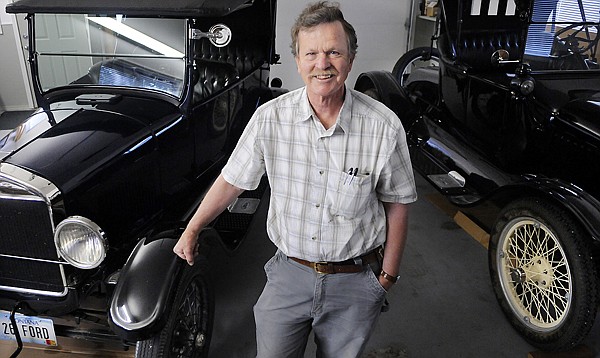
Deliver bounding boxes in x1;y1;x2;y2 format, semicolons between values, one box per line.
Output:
0;0;32;113
271;0;411;91
0;1;411;113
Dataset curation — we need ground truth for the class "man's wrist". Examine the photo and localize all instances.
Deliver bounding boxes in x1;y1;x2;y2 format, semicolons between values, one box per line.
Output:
379;269;400;284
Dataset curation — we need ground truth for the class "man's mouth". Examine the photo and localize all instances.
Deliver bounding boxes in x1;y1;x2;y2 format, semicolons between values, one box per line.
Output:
313;73;335;80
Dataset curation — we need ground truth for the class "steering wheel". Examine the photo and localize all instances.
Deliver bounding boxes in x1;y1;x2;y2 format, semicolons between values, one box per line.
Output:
554;23;598;56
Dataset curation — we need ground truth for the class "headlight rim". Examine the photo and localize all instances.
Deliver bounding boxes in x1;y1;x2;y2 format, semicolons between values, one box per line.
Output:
54;216;107;269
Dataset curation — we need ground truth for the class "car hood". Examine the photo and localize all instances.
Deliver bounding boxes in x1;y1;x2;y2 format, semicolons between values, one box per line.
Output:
0;106;152;193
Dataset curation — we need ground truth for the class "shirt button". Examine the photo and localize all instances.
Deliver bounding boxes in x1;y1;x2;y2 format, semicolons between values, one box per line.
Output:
315;204;320;208
319;170;324;175
312;237;317;240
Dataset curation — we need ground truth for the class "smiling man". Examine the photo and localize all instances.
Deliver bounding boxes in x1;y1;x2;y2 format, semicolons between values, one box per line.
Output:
173;2;417;357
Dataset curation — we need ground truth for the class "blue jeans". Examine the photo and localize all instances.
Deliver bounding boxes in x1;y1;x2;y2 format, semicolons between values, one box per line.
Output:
254;251;386;358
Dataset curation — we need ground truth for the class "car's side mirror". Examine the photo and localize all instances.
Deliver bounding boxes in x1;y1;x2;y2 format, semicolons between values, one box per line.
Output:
191;23;232;47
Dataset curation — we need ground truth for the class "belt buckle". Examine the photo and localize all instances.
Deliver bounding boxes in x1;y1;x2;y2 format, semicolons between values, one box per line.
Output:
313;262;332;274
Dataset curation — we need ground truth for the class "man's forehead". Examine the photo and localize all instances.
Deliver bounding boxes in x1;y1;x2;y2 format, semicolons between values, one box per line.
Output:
297;22;347;46
299;21;344;36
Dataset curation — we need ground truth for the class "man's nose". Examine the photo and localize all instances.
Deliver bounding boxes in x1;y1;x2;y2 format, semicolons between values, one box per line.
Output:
315;53;330;69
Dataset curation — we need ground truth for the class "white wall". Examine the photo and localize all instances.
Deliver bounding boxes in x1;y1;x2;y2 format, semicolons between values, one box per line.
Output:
271;0;411;91
0;0;34;113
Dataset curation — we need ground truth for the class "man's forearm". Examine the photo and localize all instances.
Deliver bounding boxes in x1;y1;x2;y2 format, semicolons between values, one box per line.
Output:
186;174;245;234
380;202;410;289
174;174;244;265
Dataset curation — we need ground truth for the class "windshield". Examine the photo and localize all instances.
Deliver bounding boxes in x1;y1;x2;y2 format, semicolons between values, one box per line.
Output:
34;14;186;97
525;0;600;71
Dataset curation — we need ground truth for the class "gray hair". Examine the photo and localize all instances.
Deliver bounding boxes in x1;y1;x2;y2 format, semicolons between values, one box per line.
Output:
290;1;358;58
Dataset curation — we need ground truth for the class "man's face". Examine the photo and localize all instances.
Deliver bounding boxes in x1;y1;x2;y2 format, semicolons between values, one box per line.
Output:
295;21;354;102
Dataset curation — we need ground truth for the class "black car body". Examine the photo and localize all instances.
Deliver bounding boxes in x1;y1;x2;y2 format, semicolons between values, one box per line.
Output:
356;0;600;352
1;0;281;356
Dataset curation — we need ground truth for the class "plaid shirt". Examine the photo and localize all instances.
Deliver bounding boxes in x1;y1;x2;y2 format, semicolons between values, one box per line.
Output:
222;87;417;262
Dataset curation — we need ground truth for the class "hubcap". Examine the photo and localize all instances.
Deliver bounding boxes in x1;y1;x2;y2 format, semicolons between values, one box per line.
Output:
524;256;554;289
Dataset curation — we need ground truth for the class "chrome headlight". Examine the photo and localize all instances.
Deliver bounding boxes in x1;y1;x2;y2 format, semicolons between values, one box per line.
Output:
54;216;107;269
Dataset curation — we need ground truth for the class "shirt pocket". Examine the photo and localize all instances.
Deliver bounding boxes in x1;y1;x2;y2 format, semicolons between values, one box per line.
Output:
330;171;373;218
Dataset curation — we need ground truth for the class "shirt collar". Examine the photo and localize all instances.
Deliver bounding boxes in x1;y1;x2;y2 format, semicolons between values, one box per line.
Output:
295;86;353;133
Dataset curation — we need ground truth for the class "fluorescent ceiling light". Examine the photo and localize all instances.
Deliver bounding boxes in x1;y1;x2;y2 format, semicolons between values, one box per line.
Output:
87;16;184;58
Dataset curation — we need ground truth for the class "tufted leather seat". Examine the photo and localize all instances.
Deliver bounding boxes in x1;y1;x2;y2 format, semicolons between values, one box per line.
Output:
195;41;266;77
438;0;523;72
455;31;521;71
193;60;239;102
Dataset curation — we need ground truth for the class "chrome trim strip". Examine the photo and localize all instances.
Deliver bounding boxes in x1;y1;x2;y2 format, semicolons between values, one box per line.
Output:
0;163;61;203
0;283;69;298
0;194;46;202
0;253;65;265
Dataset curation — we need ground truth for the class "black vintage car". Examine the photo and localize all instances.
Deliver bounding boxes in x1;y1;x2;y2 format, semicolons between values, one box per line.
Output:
355;0;600;352
0;0;281;356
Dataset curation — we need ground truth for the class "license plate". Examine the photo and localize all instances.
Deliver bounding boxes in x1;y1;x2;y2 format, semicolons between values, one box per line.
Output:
0;310;57;346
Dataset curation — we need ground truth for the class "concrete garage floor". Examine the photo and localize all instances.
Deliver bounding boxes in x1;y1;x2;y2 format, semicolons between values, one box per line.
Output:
1;173;600;357
208;172;600;358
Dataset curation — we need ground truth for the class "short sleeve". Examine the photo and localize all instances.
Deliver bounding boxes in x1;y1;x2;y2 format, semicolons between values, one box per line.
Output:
221;111;266;190
376;124;418;204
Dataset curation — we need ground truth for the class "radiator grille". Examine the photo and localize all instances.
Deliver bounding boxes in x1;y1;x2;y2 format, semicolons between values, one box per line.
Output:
0;256;64;293
0;198;57;259
0;169;66;296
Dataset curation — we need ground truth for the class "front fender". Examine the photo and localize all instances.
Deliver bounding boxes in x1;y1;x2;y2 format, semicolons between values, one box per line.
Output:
523;177;600;244
108;228;219;342
486;176;600;244
108;235;182;342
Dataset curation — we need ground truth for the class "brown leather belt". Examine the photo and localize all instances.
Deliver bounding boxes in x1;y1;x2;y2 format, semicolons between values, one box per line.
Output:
289;250;380;274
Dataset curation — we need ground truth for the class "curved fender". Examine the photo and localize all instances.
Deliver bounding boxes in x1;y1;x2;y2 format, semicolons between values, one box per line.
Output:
522;177;600;243
108;228;219;341
354;71;414;119
484;175;600;245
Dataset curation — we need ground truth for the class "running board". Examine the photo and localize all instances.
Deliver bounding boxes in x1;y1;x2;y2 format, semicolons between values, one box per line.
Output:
428;171;466;189
212;176;269;252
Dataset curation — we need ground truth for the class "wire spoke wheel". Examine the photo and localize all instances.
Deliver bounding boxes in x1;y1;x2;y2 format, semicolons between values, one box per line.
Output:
489;198;598;351
169;278;211;356
497;218;571;331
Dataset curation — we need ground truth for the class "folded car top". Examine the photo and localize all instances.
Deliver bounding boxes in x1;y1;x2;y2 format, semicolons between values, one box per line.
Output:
5;0;255;17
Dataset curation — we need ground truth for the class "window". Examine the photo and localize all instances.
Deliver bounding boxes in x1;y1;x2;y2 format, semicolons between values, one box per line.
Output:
525;0;600;57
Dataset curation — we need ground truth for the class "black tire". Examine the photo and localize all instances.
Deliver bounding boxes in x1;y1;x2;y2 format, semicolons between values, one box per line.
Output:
392;47;440;88
488;198;598;351
135;258;214;358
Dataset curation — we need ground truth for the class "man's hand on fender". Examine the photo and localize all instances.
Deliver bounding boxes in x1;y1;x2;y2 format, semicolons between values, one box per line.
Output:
173;229;199;266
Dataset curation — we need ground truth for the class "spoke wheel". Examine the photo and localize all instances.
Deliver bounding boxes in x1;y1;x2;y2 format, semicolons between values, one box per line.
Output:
136;258;214;358
497;218;571;331
489;198;598;351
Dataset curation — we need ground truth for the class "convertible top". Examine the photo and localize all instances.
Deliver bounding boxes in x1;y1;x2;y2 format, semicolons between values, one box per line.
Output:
5;0;255;17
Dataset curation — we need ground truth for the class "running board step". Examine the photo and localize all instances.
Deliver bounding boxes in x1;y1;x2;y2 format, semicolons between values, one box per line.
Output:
212;176;269;252
428;171;466;189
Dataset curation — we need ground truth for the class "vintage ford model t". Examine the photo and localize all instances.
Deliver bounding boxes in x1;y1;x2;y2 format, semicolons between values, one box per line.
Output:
355;0;600;352
1;0;282;356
